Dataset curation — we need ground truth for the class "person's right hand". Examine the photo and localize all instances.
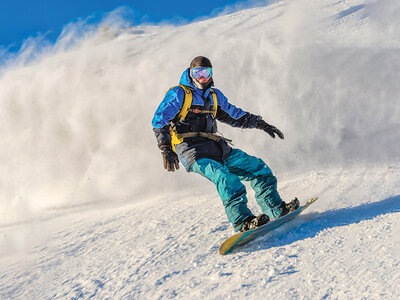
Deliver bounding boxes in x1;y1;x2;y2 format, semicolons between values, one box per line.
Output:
159;142;180;172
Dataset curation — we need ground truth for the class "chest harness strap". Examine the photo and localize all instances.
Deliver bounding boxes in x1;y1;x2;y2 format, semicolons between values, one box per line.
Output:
168;85;232;151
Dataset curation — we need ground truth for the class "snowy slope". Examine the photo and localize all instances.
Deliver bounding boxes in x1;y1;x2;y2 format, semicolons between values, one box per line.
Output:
1;0;400;299
1;167;399;299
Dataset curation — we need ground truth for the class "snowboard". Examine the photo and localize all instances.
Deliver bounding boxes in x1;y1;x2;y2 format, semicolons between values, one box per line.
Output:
219;197;318;255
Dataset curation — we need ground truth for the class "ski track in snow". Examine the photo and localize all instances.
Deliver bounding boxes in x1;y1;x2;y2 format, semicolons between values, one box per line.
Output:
1;0;400;298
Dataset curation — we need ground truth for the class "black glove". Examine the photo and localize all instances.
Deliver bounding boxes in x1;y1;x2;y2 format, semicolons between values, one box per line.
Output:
158;142;180;172
256;119;284;139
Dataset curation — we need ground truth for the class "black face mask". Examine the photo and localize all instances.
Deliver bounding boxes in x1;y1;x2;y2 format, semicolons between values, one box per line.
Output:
192;78;213;90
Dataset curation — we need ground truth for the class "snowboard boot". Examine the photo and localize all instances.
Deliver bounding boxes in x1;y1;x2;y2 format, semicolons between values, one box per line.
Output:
239;214;270;232
280;198;300;217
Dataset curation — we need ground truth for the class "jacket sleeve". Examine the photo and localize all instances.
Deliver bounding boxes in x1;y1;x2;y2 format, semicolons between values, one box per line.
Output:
214;89;261;129
152;86;184;144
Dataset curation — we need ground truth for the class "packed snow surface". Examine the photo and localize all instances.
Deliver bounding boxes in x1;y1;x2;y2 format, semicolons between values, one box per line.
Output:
1;0;400;299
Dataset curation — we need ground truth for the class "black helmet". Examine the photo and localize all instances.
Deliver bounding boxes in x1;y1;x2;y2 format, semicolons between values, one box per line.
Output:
190;56;212;69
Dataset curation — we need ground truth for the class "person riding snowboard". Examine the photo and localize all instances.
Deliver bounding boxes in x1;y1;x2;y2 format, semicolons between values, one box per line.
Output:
152;56;299;232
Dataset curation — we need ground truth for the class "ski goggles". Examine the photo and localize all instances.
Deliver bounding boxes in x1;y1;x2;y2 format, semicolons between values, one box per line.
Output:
191;67;213;79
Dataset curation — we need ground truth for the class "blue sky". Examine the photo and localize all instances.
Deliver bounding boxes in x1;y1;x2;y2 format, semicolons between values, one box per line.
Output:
0;0;256;52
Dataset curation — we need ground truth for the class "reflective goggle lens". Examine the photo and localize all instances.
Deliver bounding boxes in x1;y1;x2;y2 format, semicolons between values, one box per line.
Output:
191;67;212;79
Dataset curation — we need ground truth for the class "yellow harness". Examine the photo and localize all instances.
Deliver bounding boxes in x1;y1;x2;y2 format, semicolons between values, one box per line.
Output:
169;85;228;151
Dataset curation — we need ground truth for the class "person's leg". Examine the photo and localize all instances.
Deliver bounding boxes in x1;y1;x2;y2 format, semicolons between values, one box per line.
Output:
190;158;254;230
224;149;283;219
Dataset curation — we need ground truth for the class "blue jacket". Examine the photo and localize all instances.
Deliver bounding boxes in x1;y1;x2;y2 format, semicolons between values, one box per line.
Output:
152;68;261;171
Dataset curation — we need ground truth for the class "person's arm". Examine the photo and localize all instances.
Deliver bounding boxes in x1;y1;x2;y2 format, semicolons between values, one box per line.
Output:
214;89;284;139
214;88;259;128
152;86;184;171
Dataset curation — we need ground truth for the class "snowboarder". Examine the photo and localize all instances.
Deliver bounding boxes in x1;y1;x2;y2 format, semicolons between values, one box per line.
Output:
152;56;299;232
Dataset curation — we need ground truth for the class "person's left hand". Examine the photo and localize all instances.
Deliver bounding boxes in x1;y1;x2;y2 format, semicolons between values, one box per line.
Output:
256;119;284;139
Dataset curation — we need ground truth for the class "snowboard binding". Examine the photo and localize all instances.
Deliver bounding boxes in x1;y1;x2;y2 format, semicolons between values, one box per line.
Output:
239;214;270;232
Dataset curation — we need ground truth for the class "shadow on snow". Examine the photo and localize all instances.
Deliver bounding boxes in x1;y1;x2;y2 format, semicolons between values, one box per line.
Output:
240;195;400;253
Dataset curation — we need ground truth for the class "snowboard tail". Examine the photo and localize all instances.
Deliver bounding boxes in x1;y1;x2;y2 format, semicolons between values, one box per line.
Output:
219;197;318;255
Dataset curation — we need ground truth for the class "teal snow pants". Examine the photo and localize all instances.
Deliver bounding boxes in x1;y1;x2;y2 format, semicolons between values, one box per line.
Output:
190;148;283;231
